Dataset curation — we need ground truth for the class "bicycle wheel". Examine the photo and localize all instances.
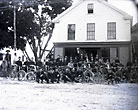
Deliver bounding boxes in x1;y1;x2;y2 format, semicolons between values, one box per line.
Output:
25;71;36;81
18;70;26;81
10;71;16;80
83;70;95;83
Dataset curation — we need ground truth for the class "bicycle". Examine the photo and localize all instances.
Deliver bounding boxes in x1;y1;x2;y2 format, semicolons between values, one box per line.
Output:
10;64;36;81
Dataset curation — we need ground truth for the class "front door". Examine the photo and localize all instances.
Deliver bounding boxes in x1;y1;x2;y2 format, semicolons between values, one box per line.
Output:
80;48;100;59
101;48;110;61
65;48;78;58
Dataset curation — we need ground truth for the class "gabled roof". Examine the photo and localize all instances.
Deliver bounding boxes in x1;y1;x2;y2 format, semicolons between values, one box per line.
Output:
52;0;83;23
52;0;133;23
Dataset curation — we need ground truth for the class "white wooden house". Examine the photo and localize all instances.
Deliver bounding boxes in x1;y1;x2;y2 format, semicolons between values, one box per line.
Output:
52;0;133;65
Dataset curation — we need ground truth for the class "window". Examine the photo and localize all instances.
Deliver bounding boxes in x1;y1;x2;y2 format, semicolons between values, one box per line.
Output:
88;4;94;14
68;24;75;40
87;23;95;40
107;22;116;39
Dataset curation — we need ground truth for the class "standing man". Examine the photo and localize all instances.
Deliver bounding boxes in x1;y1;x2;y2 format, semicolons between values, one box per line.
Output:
13;53;18;64
16;57;22;71
16;57;23;80
1;60;8;77
5;50;11;77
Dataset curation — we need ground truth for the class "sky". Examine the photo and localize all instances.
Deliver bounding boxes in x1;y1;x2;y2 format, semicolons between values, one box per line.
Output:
107;0;138;25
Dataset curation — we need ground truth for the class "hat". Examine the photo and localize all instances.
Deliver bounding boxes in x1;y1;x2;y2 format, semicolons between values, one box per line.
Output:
6;50;10;52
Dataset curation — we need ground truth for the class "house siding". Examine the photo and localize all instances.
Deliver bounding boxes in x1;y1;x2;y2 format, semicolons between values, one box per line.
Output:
52;0;131;43
54;47;64;58
119;46;129;66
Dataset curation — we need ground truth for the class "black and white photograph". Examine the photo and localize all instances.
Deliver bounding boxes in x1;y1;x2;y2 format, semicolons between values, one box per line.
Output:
0;0;138;110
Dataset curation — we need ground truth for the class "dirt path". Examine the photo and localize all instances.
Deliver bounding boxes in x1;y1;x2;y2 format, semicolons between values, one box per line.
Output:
0;78;138;110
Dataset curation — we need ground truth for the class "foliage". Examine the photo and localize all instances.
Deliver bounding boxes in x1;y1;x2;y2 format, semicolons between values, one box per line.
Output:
0;0;72;63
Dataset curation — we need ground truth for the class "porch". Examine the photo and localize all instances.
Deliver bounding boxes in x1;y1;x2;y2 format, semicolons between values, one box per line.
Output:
54;41;131;65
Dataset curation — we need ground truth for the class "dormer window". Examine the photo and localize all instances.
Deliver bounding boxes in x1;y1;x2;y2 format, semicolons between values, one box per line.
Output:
88;3;94;14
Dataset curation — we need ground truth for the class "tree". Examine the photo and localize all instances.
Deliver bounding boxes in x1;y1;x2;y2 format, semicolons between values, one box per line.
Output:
0;0;72;64
0;1;13;49
0;0;26;50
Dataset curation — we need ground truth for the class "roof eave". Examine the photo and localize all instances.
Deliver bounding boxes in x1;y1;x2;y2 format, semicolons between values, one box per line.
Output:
101;1;133;19
52;20;60;23
123;16;133;20
51;0;83;23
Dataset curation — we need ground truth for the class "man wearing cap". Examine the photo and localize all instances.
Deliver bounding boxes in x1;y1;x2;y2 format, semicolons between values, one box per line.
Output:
5;50;11;77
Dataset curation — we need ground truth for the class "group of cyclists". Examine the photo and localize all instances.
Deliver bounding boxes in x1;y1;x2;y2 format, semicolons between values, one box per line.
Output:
0;50;138;84
35;54;138;84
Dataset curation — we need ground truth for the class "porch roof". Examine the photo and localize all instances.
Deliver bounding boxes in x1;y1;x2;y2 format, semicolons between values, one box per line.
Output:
54;41;131;48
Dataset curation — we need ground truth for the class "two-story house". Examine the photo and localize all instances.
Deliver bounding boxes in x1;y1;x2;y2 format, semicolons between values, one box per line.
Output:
52;0;133;65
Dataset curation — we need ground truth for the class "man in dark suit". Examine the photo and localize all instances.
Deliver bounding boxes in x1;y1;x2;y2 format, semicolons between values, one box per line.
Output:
16;57;22;71
5;50;11;77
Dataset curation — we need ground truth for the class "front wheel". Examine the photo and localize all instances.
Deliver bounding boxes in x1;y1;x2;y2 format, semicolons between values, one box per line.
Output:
18;70;26;81
25;71;36;81
10;71;16;80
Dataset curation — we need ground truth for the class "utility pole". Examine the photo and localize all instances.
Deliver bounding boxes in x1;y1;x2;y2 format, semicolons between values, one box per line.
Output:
13;5;16;52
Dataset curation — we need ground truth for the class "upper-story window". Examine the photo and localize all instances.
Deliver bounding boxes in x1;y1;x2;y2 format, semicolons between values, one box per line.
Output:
87;23;95;40
107;22;116;40
68;24;75;40
88;3;94;14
